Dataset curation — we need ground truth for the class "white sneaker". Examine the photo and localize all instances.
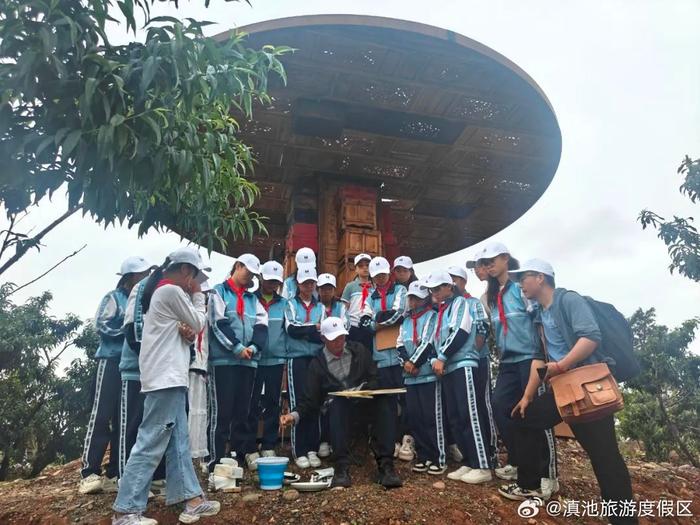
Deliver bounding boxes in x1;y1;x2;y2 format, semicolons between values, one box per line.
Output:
260;449;276;458
245;452;260;471
295;456;311;469
102;476;119;493
448;444;463;463
447;466;471;481
398;435;415;461
318;442;331;458
150;480;166;497
460;468;492;484
495;464;517;481
540;477;560;499
307;451;322;468
112;513;158;525
427;463;447;475
179;499;221;524
79;474;103;494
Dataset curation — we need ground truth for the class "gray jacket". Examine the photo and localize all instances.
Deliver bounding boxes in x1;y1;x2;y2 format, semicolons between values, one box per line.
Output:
534;288;601;367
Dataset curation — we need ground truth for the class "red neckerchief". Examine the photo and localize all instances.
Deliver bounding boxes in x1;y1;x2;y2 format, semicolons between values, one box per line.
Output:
323;301;333;317
497;282;509;335
226;278;246;319
156;279;176;289
410;306;432;344
258;294;276;312
360;281;372;309
463;292;472;299
435;301;450;338
299;297;315;322
375;282;391;311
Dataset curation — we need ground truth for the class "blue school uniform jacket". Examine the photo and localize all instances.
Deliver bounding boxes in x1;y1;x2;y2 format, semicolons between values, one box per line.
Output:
119;279;147;381
255;291;287;367
208;280;269;368
432;295;479;374
360;282;408;369
94;287;129;360
284;295;324;358
465;295;491;361
489;281;539;364
397;307;437;385
321;299;349;329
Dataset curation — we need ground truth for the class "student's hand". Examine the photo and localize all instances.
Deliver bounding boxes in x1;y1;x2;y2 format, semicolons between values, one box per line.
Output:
315;323;321;331
432;359;445;377
189;279;202;295
403;362;417;375
240;347;254;360
511;396;532;419
178;323;197;343
279;414;295;428
543;361;566;382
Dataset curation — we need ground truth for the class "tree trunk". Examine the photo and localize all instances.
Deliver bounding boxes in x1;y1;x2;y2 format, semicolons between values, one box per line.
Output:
0;446;11;481
656;391;700;467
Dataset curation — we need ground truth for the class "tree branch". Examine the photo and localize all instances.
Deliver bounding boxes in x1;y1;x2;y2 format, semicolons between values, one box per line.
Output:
0;206;82;277
0;214;17;262
8;244;87;296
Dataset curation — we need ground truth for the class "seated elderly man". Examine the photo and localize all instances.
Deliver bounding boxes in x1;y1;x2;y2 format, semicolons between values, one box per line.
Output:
280;317;402;489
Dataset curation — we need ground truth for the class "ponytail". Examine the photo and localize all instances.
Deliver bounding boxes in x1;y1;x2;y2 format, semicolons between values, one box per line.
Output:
486;256;520;307
141;257;171;314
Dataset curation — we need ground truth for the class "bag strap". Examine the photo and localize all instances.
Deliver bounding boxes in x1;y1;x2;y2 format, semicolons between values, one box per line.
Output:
537;324;550;363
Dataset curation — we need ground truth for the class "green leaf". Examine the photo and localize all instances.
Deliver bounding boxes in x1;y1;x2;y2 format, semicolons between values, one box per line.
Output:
143;116;161;145
140;56;157;95
84;78;98;107
62;130;81;157
110;114;126;126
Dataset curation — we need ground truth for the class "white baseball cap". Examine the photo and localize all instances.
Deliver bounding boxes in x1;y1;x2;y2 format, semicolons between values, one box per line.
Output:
465;248;485;269
167;247;212;283
295;247;316;266
260;261;284;282
237;253;261;274
447;265;468;281
369;256;391;278
320;316;349;341
509;258;555;279
424;269;454;289
317;273;337;288
393;256;413;269
479;242;510;260
406;280;429;299
296;265;318;283
117;256;155;276
353;253;372;265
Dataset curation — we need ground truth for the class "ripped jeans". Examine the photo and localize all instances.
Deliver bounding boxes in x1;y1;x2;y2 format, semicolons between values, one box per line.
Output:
113;387;202;514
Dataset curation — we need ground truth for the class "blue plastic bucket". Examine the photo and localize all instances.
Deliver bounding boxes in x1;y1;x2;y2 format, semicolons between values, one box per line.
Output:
256;456;289;490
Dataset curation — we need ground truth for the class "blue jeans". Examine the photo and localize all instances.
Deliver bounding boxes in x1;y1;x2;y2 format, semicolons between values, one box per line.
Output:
113;387;202;513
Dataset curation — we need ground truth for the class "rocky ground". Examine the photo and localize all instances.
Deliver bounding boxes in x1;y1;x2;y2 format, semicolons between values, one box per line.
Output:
0;440;698;524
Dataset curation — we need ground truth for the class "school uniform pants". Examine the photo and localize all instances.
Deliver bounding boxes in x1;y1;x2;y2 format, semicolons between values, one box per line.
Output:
81;358;121;479
327;395;395;469
348;326;373;353
513;390;637;525
119;380;166;480
243;364;284;453
492;359;557;478
405;381;446;467
287;357;320;459
441;366;492;469
207;365;256;471
377;364;408;443
476;357;499;466
113;387;202;514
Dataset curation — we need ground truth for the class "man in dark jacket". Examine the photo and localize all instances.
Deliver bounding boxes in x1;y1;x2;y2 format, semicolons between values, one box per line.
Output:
501;259;637;525
280;317;402;489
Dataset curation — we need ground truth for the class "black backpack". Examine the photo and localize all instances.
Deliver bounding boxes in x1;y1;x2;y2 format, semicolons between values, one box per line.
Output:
564;294;641;382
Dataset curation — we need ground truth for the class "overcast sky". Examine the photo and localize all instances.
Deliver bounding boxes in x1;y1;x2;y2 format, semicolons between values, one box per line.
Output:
4;0;699;363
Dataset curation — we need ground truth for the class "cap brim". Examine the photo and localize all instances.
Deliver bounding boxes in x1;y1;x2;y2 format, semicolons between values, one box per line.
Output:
195;271;210;284
242;263;259;274
465;261;476;269
297;277;318;284
261;273;283;282
323;329;349;341
407;292;429;299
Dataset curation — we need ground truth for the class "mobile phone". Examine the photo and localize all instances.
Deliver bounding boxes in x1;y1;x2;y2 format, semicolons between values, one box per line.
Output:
537;366;547;381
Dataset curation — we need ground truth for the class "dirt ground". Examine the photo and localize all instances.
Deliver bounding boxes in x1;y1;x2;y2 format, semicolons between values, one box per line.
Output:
0;439;698;525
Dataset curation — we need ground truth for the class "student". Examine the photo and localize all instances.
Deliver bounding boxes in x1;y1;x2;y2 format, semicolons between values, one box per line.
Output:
80;256;154;495
118;265;169;498
447;265;497;467
281;247;316;300
243;261;287;461
208;254;268;473
396;281;444;474
188;281;210;463
482;243;558;498
317;272;347;458
284;266;325;469
425;270;492;484
393;256;418;287
466;250;491;316
359;257;409;460
340;253;373;349
279;318;402;489
112;247;219;525
501;260;637;524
